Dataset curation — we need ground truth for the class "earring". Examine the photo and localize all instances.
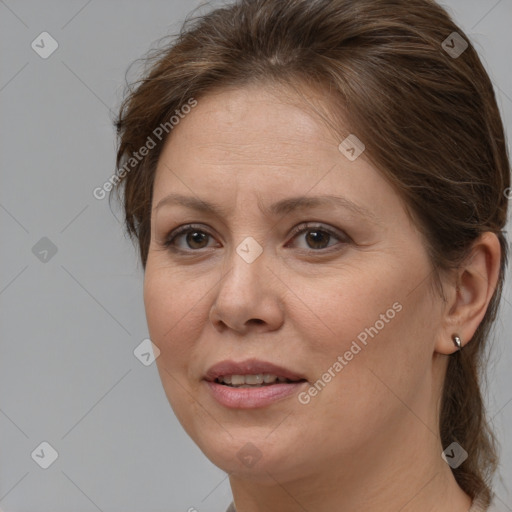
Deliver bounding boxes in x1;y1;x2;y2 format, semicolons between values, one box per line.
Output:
452;335;462;351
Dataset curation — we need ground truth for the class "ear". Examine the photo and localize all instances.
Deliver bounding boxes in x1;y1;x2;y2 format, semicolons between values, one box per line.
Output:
434;232;502;355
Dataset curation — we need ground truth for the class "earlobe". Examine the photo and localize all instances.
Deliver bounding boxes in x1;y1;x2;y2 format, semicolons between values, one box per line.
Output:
435;333;463;356
434;232;502;355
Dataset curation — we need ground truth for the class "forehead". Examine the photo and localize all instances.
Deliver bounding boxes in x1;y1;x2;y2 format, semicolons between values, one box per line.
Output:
151;84;407;229
154;84;346;187
169;84;341;160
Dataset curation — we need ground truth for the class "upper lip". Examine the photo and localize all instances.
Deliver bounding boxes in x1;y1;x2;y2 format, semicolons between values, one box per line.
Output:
204;358;307;382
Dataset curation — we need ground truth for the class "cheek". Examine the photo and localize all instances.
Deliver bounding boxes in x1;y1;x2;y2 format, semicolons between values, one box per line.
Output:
297;261;428;402
300;263;403;351
143;267;206;422
143;266;201;365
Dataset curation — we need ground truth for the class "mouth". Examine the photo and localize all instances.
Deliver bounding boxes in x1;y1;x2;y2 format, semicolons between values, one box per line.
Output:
214;374;307;387
204;358;308;385
203;358;308;408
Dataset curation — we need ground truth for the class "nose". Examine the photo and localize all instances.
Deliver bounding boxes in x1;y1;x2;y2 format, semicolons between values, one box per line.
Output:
209;245;285;335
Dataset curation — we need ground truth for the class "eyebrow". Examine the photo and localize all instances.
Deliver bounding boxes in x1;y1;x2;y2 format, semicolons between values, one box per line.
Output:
154;193;379;222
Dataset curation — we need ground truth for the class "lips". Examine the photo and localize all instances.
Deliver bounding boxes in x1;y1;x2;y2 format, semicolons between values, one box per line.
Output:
204;358;307;383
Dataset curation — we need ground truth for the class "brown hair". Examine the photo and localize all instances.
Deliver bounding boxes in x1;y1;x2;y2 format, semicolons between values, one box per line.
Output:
112;0;510;503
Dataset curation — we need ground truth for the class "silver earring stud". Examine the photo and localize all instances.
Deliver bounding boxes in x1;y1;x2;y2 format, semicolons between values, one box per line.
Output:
452;335;462;351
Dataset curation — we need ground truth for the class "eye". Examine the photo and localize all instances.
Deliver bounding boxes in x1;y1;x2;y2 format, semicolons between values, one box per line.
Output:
286;223;349;251
162;222;349;254
163;224;218;252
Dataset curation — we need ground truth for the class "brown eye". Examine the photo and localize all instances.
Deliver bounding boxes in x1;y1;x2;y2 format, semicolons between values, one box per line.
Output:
287;223;349;251
303;229;332;250
184;230;209;249
164;224;217;251
163;222;349;254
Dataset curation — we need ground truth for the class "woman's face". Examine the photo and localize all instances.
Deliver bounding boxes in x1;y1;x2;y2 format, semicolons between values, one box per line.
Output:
144;84;445;483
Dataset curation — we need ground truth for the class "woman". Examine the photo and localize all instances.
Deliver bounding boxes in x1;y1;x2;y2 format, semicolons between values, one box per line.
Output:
112;0;510;510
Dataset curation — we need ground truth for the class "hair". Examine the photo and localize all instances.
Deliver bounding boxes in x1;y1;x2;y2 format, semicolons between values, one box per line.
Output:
112;0;510;503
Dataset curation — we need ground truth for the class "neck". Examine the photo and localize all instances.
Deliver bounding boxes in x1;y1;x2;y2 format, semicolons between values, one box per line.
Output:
228;411;472;512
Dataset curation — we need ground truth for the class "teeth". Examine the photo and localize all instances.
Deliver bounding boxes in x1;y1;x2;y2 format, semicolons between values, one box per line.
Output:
231;375;246;386
245;374;264;385
217;374;295;386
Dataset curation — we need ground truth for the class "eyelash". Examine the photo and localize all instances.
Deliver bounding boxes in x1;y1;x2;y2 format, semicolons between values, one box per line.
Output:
162;222;350;254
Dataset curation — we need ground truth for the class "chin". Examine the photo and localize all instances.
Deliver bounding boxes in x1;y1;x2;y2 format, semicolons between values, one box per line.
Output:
192;427;306;482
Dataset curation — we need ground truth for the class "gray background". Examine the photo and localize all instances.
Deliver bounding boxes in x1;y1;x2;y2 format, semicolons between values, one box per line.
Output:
0;1;511;511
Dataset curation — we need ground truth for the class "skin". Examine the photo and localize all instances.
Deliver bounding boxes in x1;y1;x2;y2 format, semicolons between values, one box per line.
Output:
143;83;501;512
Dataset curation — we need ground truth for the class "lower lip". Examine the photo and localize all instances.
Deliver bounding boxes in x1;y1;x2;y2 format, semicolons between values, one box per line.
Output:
204;380;307;409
